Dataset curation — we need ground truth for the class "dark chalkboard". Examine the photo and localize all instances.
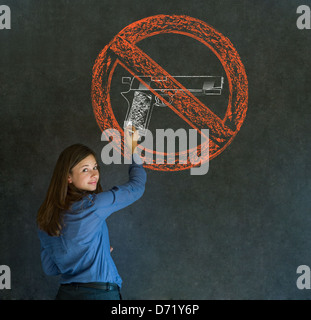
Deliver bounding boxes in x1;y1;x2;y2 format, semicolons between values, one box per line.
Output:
1;0;310;300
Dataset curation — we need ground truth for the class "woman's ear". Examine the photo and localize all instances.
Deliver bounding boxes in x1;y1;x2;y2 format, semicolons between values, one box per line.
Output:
68;175;72;184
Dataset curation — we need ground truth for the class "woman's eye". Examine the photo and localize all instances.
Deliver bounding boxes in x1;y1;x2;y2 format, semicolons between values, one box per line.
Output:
94;166;98;170
82;168;88;172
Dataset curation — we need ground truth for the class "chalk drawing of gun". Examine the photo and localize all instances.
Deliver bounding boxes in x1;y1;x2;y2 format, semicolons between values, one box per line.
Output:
122;76;224;136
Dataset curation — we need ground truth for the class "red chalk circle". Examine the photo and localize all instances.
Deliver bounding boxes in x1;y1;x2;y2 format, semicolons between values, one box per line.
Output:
91;15;248;171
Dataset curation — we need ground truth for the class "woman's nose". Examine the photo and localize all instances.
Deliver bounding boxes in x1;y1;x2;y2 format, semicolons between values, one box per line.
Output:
91;170;98;177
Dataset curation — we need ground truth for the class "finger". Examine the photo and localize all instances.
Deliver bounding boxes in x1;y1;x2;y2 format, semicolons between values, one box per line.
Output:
125;126;134;134
133;129;140;140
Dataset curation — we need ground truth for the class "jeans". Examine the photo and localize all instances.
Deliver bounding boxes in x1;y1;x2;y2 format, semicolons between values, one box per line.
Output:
55;282;122;300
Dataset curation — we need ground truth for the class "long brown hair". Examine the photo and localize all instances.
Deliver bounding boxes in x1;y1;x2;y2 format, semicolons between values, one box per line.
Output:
37;144;103;237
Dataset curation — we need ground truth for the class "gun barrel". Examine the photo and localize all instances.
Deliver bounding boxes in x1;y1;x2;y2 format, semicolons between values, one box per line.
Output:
122;75;224;95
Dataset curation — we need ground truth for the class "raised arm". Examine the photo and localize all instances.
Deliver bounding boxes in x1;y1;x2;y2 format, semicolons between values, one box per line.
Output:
94;126;147;219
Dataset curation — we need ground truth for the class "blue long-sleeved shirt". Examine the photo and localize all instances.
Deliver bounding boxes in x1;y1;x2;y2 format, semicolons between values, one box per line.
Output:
38;153;146;288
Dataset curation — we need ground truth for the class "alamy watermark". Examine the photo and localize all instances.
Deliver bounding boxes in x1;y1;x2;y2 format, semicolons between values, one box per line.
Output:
101;128;210;176
0;5;11;29
297;5;311;29
0;265;11;289
296;265;311;289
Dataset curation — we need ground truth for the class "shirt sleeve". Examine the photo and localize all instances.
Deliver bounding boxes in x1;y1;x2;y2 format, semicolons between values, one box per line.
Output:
40;245;61;276
94;153;147;220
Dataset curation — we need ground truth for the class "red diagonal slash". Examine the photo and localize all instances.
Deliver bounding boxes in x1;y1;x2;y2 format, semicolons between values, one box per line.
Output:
110;35;233;146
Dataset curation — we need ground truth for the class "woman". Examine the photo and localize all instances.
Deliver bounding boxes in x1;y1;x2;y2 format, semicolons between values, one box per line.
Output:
37;127;146;300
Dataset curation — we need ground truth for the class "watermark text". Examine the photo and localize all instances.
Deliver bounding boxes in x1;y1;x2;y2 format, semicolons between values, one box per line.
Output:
0;5;11;30
297;5;311;29
0;265;11;289
297;265;311;289
101;128;209;176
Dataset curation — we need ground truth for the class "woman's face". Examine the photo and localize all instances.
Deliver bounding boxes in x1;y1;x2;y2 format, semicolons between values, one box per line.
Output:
68;154;99;191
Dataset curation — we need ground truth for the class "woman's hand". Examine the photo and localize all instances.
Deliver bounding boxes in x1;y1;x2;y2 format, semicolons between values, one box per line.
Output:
124;125;140;154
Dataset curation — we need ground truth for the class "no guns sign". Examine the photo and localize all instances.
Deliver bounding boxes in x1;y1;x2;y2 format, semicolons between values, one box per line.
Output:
91;15;248;172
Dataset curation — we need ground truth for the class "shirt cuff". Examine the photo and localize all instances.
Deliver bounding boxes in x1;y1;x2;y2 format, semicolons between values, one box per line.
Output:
132;153;143;165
